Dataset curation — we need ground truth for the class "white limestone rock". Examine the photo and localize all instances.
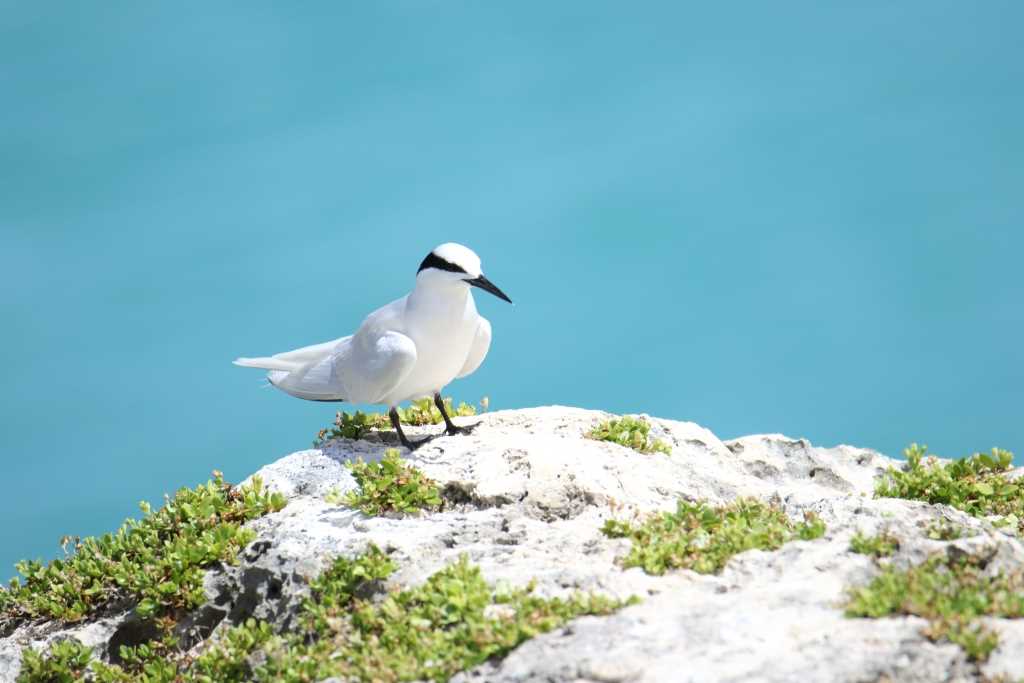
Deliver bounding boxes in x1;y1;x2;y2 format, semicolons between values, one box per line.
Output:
2;406;1023;683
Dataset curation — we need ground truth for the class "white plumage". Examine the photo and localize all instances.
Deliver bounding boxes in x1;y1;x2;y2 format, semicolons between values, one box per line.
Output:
234;243;511;448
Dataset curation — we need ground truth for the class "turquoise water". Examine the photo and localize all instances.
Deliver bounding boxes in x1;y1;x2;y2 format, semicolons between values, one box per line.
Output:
1;3;1021;576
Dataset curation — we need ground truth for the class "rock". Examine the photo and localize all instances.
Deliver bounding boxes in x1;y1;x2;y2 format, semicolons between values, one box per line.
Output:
0;640;19;682
2;406;1022;682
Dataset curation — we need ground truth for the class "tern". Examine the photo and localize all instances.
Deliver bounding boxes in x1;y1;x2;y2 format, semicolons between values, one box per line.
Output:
233;243;512;450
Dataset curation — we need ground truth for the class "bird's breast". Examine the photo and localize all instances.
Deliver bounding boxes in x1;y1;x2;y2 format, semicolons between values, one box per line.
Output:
398;294;479;394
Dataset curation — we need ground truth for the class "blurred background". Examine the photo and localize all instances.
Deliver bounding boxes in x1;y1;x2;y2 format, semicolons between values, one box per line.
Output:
1;2;1021;575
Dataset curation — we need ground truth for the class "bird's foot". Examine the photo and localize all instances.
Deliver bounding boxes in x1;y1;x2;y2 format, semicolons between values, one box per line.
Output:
400;436;431;451
444;424;471;437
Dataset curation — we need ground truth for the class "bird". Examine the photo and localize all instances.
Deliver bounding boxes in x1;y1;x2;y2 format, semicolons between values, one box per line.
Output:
233;243;512;450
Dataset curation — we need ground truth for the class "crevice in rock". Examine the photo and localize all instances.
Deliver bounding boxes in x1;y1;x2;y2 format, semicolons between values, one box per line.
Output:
226;566;275;625
527;485;600;522
175;602;228;652
744;460;782;479
807;467;854;492
440;481;517;510
107;614;161;664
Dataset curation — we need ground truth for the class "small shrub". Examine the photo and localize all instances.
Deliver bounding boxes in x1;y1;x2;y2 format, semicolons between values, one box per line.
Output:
187;619;275;681
602;498;825;575
314;410;390;446
314;397;481;446
328;449;442;515
925;520;965;541
21;547;629;683
849;531;899;558
845;554;1024;661
923;618;1000;663
876;444;1021;530
254;553;627;682
299;544;397;633
587;416;671;455
398;396;478;426
17;639;92;683
0;473;286;630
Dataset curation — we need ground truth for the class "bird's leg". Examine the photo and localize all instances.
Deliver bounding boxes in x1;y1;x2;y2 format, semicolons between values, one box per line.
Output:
389;407;427;450
434;392;468;436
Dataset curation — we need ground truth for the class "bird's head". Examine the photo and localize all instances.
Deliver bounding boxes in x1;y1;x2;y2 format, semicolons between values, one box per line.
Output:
416;243;512;303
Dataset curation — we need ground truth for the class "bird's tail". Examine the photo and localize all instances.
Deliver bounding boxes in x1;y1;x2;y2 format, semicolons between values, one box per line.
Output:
233;356;300;372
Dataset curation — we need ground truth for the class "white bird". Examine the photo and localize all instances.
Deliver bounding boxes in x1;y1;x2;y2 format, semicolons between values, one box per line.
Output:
233;243;512;450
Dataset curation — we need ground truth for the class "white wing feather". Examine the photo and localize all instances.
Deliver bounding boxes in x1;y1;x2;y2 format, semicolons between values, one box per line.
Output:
269;337;349;364
236;296;420;405
261;331;417;404
339;330;418;403
267;352;344;401
233;336;349;372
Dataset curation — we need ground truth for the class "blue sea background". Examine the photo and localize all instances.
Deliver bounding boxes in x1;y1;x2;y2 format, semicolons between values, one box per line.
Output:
1;2;1021;576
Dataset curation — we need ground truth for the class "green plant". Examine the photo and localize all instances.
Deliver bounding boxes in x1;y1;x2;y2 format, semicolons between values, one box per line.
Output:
186;619;275;682
586;416;671;455
925;520;965;541
299;544;397;632
21;547;629;683
328;448;443;515
314;397;482;446
258;552;626;682
602;498;825;575
398;396;478;426
876;444;1021;530
0;473;286;630
314;410;390;445
19;640;179;683
17;639;92;683
845;554;1024;661
93;631;183;681
924;618;1001;663
849;531;899;558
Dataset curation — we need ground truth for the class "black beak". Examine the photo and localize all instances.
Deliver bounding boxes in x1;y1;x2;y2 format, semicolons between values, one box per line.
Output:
465;275;512;303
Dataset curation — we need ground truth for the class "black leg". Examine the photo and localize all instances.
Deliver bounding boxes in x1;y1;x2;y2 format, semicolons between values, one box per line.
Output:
434;392;468;436
389;407;426;450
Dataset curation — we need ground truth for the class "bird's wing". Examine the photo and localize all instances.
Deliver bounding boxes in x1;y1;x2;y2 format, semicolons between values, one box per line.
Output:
265;337;353;401
456;317;492;379
271;336;350;364
241;296;417;404
338;329;418;404
233;336;349;371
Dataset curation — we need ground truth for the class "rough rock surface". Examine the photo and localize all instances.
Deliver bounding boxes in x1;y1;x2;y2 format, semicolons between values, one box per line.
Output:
2;406;1023;682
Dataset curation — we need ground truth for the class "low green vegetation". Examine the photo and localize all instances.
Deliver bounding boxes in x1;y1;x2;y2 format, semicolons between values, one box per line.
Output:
876;444;1021;530
849;531;899;558
399;396;480;426
844;443;1024;660
326;448;443;515
602;498;826;575
18;639;93;682
586;416;672;455
845;554;1024;661
20;546;628;683
315;409;390;445
0;473;286;630
926;519;965;541
314;397;482;446
846;443;1024;661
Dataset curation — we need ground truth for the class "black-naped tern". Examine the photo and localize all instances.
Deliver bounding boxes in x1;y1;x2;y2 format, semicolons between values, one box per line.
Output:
234;243;512;449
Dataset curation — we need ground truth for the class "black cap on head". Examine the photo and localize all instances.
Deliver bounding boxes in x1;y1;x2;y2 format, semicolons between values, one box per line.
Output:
418;252;467;275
